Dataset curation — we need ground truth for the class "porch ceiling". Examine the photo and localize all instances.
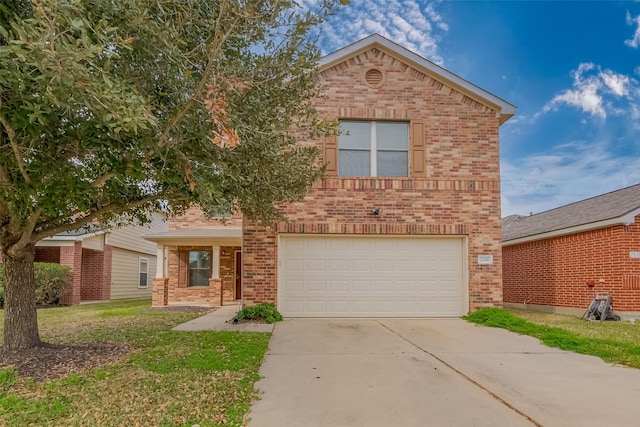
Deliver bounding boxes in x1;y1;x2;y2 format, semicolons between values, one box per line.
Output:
144;227;241;246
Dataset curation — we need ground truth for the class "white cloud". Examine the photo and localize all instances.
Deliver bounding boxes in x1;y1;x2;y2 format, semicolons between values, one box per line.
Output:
601;70;631;96
501;141;640;216
625;11;640;48
544;63;636;120
424;3;449;31
316;0;448;65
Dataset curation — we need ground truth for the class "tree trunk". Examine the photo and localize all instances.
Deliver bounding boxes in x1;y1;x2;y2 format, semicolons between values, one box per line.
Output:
3;243;41;350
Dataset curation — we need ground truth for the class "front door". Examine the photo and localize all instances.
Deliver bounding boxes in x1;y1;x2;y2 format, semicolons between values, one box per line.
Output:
234;251;242;300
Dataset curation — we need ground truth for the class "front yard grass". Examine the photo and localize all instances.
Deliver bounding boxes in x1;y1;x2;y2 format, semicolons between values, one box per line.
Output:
466;307;640;369
0;299;270;426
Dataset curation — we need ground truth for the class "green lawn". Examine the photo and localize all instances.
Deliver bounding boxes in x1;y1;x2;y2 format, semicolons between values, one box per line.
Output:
466;307;640;368
0;299;270;426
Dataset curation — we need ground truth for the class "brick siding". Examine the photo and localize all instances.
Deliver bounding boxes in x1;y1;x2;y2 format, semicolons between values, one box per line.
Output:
242;47;504;312
59;242;83;305
35;247;61;263
169;205;242;230
80;246;111;301
165;245;223;306
503;215;640;312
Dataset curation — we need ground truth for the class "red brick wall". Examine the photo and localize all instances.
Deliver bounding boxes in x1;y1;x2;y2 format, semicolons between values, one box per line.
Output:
35;247;61;263
59;242;82;305
503;215;640;312
242;47;504;312
80;246;112;301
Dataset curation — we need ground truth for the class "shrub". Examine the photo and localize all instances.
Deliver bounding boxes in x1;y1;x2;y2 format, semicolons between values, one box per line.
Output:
236;303;283;324
34;263;72;305
0;262;71;307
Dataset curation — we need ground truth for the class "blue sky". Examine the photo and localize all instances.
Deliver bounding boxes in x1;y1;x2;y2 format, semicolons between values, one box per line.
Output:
309;0;640;217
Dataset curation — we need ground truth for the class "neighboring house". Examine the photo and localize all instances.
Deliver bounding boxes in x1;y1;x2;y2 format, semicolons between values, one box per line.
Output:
34;212;168;305
502;184;640;317
148;33;516;317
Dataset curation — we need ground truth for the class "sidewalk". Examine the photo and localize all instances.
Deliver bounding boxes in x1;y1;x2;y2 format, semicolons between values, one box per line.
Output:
172;305;275;333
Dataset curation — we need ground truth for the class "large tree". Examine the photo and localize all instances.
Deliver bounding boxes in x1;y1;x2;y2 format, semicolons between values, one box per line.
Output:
0;0;343;349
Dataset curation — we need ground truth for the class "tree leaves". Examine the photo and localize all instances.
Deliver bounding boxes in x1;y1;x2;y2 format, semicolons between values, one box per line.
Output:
0;0;343;249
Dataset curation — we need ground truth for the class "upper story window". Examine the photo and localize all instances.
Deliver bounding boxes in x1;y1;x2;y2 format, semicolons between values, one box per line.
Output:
338;121;409;177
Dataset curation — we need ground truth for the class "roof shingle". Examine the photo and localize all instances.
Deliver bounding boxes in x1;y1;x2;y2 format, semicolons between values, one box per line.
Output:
502;184;640;242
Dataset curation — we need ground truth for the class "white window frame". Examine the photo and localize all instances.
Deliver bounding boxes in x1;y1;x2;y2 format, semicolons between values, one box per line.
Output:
338;121;409;177
138;257;149;288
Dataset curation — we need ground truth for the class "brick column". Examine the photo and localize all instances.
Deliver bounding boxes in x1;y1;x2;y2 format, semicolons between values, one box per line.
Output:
242;222;278;306
152;278;169;306
59;241;82;305
208;278;223;307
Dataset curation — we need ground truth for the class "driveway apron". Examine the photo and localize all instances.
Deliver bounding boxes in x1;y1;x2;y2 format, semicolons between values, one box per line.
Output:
247;319;640;427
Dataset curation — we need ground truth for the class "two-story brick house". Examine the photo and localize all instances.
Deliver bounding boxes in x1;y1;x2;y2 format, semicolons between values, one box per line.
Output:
148;34;516;317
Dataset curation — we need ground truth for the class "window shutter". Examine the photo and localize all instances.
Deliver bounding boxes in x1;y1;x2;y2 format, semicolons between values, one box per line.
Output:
178;251;188;287
324;135;338;176
410;120;426;177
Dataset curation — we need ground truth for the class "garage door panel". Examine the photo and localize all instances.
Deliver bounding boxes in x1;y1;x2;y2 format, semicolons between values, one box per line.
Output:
279;236;465;317
329;280;349;292
352;280;372;292
351;259;371;271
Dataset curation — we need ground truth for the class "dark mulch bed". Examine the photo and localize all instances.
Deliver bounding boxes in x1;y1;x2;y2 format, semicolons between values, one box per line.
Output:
0;306;215;383
0;341;130;383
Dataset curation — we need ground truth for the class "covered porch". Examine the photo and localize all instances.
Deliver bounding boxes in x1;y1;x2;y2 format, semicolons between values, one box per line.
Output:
145;228;242;307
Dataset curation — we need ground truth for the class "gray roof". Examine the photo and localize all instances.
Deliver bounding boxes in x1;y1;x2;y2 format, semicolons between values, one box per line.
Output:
55;225;104;237
502;184;640;243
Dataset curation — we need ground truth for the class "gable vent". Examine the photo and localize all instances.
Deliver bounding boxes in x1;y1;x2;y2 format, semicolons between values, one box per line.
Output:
365;69;384;87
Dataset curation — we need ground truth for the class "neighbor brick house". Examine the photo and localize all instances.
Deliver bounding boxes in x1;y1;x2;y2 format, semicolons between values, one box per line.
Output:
25;212;167;305
502;184;640;317
148;34;516;317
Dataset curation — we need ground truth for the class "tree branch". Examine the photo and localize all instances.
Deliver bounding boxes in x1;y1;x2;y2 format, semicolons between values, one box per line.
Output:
91;172;116;188
157;0;238;147
12;207;43;251
32;194;187;242
0;110;31;184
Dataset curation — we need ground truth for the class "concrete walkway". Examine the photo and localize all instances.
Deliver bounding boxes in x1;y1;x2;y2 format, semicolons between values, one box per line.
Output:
172;305;275;333
247;318;640;427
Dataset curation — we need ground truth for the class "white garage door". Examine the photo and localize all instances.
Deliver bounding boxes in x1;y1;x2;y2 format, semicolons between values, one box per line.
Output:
278;235;466;317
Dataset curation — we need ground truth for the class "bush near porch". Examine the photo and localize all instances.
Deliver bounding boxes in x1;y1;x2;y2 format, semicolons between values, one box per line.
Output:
0;263;72;308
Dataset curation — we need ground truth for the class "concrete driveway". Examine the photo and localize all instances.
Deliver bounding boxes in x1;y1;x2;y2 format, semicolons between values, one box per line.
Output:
247;319;640;427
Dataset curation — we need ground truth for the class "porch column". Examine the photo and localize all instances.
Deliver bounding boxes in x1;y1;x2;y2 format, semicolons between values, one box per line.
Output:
211;246;220;279
151;243;168;307
155;244;165;278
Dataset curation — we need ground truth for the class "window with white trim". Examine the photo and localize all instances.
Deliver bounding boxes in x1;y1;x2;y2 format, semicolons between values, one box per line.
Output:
188;250;211;287
138;258;149;288
338;121;409;177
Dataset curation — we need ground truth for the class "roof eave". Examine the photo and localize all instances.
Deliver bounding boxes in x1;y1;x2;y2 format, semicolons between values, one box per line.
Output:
319;34;517;125
42;230;107;242
144;228;242;245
